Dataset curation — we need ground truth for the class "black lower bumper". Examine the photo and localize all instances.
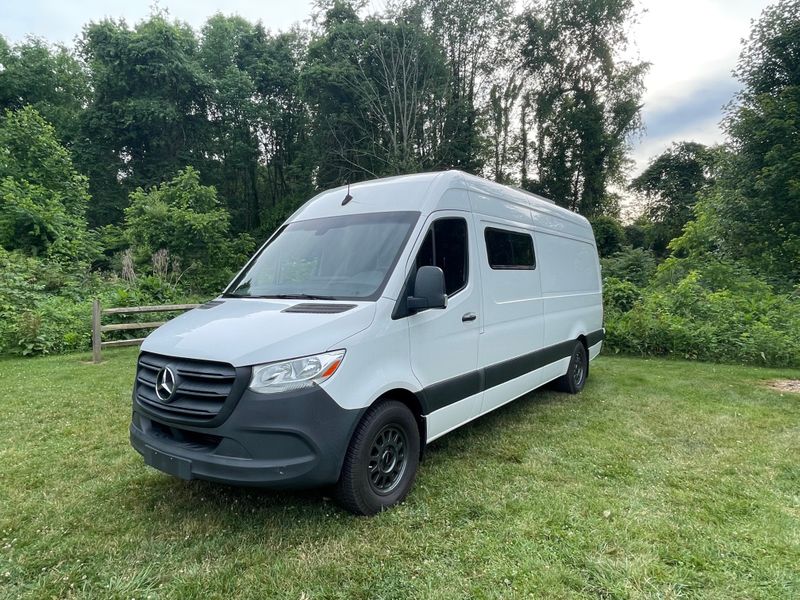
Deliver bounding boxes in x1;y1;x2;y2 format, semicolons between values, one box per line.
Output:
130;385;364;489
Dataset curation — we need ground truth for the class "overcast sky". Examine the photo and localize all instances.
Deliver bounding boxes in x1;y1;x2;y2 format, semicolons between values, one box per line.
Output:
1;0;774;176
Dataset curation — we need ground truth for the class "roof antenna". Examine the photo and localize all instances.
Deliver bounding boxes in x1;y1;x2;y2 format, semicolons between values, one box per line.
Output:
342;181;353;206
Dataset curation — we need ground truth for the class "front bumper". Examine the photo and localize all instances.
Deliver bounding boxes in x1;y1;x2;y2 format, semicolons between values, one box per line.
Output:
130;385;364;488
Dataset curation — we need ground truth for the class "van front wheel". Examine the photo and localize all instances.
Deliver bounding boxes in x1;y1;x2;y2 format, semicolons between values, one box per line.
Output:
336;400;420;516
555;341;588;394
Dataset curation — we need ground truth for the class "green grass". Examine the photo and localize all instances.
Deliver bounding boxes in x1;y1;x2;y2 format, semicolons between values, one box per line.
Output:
1;350;799;599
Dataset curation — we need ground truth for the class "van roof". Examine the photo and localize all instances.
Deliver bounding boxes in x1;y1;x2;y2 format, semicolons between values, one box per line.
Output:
289;170;589;230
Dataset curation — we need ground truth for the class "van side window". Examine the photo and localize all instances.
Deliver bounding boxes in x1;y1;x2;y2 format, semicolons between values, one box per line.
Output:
484;227;536;270
415;218;468;295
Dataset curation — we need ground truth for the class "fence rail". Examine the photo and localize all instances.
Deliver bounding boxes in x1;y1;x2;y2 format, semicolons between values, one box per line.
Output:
91;300;200;363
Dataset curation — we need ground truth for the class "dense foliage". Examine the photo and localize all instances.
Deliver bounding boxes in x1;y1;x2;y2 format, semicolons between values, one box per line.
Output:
0;0;798;364
0;107;96;264
603;258;800;367
124;167;254;291
630;142;715;256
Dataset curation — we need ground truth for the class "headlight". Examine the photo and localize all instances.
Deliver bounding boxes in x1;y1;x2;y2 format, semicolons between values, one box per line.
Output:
249;350;345;394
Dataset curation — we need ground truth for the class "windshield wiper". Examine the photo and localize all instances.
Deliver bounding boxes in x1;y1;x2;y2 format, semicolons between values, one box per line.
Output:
263;293;340;301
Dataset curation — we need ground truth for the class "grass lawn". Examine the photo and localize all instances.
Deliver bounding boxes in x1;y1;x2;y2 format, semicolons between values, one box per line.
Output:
1;349;798;599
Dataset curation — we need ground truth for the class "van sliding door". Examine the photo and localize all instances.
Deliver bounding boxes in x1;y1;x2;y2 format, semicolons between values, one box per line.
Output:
476;220;546;414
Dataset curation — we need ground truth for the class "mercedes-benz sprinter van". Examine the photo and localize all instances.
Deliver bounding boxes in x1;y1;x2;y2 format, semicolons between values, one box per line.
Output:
130;170;604;515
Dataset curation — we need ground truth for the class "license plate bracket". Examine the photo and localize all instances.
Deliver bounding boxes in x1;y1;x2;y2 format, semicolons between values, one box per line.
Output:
144;445;193;480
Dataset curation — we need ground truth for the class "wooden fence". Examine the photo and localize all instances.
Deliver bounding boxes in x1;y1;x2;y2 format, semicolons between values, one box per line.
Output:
91;300;200;363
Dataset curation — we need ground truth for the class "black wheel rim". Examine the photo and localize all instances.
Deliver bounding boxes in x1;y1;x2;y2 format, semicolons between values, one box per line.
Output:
367;424;408;495
573;347;586;387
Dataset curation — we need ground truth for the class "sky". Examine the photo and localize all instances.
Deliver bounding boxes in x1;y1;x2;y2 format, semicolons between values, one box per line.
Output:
1;0;775;179
628;0;772;174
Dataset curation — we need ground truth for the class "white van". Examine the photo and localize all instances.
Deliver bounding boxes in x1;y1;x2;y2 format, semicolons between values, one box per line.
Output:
130;170;604;515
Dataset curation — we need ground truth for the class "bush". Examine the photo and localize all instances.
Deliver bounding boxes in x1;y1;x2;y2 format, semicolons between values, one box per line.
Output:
601;247;657;287
589;215;625;257
0;106;98;266
124;167;254;294
0;247;205;356
603;277;642;313
604;269;800;367
7;296;91;355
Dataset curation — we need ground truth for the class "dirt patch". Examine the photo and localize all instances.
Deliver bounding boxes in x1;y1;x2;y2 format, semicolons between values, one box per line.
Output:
765;379;800;394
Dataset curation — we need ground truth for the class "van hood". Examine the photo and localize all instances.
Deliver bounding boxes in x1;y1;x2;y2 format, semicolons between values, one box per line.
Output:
141;298;376;367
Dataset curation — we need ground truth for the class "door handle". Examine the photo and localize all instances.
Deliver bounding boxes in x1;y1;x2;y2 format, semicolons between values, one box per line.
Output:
461;312;477;322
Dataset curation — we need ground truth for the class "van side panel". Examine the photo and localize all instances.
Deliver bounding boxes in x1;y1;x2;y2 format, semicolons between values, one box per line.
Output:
536;231;603;348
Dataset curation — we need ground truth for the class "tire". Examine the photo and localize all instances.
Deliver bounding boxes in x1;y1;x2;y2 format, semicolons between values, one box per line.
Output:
336;400;420;516
554;341;589;394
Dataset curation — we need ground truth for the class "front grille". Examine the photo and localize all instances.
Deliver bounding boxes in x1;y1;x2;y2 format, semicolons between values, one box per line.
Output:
135;352;238;422
146;418;222;452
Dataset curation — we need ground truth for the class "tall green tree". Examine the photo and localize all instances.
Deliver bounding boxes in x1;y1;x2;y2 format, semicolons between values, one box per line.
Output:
485;77;522;183
412;0;514;172
519;0;648;215
199;16;312;232
252;30;315;222
0;36;89;145
199;14;264;231
709;0;800;285
303;2;448;186
630;142;715;254
0;107;95;263
78;12;211;226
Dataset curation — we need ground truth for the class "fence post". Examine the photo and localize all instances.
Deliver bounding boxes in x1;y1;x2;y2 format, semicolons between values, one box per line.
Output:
92;298;102;363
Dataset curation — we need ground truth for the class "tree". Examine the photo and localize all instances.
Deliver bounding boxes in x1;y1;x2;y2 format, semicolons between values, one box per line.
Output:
303;3;449;185
198;14;264;231
630;142;715;253
519;0;648;215
78;12;212;226
199;16;313;232
0;107;95;263
589;215;625;257
411;0;514;173
709;0;800;285
124;167;253;292
0;36;89;146
486;77;522;183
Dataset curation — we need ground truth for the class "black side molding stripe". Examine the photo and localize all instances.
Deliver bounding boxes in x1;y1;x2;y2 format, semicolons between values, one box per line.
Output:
484;339;574;390
419;329;604;414
423;370;482;414
586;328;605;347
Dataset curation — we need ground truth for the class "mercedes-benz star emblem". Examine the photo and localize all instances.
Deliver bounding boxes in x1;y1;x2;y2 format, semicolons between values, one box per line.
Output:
155;366;177;402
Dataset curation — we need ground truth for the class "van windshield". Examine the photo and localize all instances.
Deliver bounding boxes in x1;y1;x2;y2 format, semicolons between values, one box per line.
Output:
225;211;420;301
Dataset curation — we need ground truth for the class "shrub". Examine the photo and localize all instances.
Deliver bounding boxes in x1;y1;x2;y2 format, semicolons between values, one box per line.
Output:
589;215;625;257
604;269;800;367
7;295;91;355
124;167;254;294
601;247;657;287
603;277;641;313
0;106;98;265
0;247;205;356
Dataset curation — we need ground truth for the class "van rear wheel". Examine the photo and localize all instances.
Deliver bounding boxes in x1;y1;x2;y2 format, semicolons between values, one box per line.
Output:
555;341;588;394
336;400;420;516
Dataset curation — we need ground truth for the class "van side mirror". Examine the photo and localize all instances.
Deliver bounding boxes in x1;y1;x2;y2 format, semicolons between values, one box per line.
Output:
407;266;447;312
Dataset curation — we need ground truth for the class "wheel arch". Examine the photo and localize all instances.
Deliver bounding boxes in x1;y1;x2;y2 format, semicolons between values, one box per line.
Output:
576;333;588;351
573;335;590;380
371;388;427;458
